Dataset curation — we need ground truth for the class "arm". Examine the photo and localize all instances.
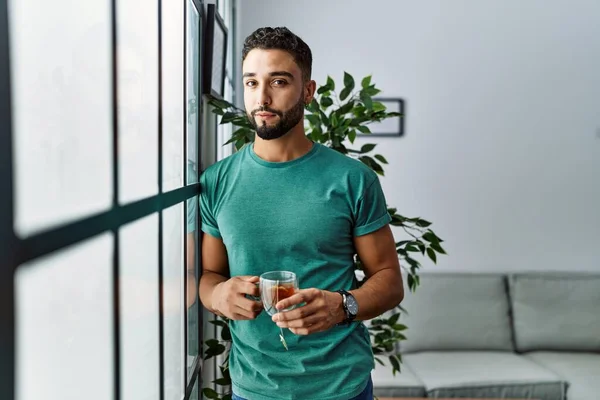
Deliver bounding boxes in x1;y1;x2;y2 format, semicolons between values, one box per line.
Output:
199;232;262;319
349;223;404;321
272;224;403;334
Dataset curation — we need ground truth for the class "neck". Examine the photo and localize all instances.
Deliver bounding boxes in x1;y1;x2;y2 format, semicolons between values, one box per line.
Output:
253;121;313;162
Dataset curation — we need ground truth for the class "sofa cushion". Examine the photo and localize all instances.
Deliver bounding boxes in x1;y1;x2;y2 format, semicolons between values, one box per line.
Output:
404;351;566;399
524;351;600;400
398;272;513;353
371;358;426;398
508;272;600;352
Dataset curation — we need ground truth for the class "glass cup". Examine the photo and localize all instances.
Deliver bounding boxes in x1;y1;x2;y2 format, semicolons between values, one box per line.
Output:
259;271;298;316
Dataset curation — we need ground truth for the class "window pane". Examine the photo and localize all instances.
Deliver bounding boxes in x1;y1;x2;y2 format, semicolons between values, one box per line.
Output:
15;234;113;400
163;203;184;400
9;0;113;237
186;0;200;184
187;194;199;377
120;214;160;400
118;0;159;203
162;0;184;192
191;378;199;400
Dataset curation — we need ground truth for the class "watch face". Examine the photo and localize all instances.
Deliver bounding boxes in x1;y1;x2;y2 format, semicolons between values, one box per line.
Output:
346;295;358;316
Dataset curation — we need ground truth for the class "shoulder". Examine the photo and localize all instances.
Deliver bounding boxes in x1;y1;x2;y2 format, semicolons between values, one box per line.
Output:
316;143;378;183
200;144;248;187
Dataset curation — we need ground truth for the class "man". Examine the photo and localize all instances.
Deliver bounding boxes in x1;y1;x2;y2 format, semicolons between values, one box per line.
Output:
199;27;404;400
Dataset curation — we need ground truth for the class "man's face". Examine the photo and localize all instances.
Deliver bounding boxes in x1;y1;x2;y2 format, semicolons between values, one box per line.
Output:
242;49;307;140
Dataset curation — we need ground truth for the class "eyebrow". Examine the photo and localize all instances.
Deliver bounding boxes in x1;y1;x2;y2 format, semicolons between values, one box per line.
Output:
243;71;295;80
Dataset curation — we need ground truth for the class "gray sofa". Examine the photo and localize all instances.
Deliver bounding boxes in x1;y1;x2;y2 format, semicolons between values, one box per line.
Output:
371;271;600;399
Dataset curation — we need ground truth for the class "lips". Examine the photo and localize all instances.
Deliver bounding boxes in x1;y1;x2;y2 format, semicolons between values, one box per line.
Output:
256;113;276;118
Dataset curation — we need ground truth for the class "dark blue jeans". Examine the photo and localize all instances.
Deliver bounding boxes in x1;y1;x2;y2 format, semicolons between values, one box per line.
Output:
231;376;373;400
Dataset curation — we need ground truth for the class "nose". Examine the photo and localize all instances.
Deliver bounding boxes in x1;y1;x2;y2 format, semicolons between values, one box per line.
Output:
257;86;271;107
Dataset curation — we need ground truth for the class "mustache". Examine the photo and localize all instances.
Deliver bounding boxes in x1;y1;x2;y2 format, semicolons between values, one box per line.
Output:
251;106;282;117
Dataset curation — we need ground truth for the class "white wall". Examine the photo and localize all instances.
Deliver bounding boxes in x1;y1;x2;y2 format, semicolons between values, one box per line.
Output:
237;0;600;272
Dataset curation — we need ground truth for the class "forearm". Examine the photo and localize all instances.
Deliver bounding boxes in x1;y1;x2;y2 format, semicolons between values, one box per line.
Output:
199;270;228;315
349;267;404;322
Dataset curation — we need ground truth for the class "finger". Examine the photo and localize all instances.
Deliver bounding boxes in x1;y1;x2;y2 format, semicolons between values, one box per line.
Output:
273;302;318;323
275;289;318;311
238;296;263;313
289;321;326;336
232;304;259;320
276;312;322;329
238;275;260;283
242;281;260;297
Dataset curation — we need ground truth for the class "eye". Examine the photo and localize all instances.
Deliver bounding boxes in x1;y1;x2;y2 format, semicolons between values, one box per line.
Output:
272;79;287;86
245;80;257;88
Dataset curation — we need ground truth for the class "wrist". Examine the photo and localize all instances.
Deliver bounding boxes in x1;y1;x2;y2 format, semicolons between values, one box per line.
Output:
334;291;346;325
211;281;224;314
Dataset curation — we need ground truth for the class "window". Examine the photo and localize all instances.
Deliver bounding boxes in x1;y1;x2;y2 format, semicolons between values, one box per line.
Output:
216;0;237;161
1;0;211;399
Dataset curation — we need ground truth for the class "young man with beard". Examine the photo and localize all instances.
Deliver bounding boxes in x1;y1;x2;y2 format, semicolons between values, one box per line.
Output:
198;27;404;400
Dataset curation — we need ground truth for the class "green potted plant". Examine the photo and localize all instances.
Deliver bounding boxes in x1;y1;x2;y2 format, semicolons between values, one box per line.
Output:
201;73;446;400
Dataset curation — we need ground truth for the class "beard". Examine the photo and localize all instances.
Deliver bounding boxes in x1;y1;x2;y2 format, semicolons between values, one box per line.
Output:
247;95;305;140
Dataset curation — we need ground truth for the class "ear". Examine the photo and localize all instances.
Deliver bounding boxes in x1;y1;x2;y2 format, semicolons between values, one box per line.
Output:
304;80;317;104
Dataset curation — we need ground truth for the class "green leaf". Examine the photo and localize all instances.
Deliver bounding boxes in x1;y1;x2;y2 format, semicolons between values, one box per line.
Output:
430;241;447;254
357;125;371;134
343;72;355;91
374;356;385;366
204;343;226;360
372;101;386;113
327;75;335;91
205;339;219;348
415;219;432;228
221;326;231;341
339;86;352;101
235;138;246;150
220;112;238;124
307;98;320;113
330;112;339;127
422;232;439;244
388;313;400;326
337;100;355;116
212;378;230;386
427;247;437;264
387;111;403;117
389;354;401;374
306;114;320;126
348;129;357;144
317;85;330;95
405;257;420;269
363;85;381;97
361;75;372;89
374;154;388;164
209;319;228;328
360;143;376;153
361;93;373;110
392;324;408;331
202;388;220;399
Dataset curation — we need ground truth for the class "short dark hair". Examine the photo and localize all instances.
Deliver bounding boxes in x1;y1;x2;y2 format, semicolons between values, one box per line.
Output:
242;27;312;82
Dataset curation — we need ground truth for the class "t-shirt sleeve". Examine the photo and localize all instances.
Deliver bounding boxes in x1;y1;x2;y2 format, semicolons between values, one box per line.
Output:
199;171;222;238
353;175;392;237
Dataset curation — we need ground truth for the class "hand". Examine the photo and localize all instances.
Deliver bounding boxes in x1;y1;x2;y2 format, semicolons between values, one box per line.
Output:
271;289;345;335
212;276;263;320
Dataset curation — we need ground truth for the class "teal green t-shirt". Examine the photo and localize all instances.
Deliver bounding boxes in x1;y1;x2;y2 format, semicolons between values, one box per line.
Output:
200;142;391;400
